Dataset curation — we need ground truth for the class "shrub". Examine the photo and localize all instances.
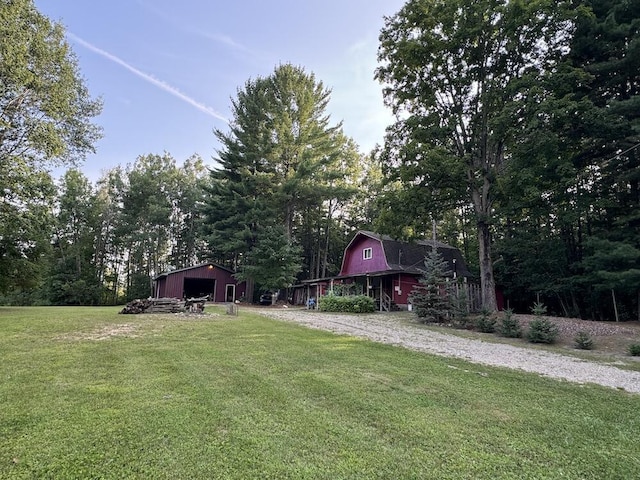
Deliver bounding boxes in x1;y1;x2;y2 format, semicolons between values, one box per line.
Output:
475;309;496;333
498;309;522;338
526;318;560;344
628;343;640;356
574;331;594;350
318;294;375;313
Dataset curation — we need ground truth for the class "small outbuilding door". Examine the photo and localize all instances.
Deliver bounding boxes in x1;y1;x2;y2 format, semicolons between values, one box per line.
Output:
225;284;236;302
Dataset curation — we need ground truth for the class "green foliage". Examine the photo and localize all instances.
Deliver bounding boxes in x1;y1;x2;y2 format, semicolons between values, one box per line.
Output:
409;247;453;323
376;0;573;312
48;169;103;305
0;0;101;296
628;343;640;356
493;0;640;321
475;310;497;333
574;331;595;350
531;301;548;316
449;286;471;329
527;318;560;344
169;156;209;268
119;154;181;299
0;170;55;294
235;225;302;292
498;309;522;338
128;273;152;301
203;63;359;293
318;294;375;313
0;0;102;165
582;237;640;294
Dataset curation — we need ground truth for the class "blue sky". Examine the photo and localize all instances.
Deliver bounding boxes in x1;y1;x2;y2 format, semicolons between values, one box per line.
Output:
34;0;406;180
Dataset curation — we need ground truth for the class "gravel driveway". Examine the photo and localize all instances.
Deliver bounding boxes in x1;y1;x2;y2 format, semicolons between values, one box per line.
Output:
255;308;640;394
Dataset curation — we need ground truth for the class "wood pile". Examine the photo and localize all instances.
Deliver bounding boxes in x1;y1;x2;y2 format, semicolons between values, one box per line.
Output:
185;296;209;313
119;297;186;314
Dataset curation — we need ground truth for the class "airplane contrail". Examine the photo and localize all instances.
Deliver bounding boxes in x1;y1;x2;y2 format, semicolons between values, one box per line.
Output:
68;32;229;124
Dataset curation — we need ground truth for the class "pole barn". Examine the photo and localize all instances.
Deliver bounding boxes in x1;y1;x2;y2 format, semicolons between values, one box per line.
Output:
153;263;246;303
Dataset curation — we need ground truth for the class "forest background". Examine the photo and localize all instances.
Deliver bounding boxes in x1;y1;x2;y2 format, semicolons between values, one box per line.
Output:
1;0;638;321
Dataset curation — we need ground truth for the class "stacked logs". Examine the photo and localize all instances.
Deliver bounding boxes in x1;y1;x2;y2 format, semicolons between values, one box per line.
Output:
119;297;186;314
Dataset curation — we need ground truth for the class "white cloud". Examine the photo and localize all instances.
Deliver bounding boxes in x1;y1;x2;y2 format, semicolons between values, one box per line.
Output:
67;32;229;124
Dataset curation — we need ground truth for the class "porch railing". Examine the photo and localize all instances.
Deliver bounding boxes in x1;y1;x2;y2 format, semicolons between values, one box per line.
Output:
380;292;392;312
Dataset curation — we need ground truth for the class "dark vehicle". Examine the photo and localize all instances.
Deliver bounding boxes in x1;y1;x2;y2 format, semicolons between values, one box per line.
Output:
259;292;273;305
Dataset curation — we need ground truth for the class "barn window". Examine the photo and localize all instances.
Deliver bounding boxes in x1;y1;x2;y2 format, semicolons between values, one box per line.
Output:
363;247;372;260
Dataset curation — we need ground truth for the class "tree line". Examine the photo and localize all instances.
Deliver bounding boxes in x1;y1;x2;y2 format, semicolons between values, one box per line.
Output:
1;0;638;320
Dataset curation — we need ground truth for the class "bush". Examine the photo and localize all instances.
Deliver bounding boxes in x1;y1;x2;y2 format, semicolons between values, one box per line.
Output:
526;318;560;344
475;310;496;333
498;309;522;338
574;331;594;350
628;343;640;356
318;294;375;313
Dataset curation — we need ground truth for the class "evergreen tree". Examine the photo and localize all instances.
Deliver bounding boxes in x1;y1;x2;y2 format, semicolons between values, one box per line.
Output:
493;0;640;319
234;225;302;297
202;64;358;299
409;247;453;323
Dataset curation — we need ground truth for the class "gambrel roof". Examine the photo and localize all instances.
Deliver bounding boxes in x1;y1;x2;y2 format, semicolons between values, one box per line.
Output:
341;230;473;278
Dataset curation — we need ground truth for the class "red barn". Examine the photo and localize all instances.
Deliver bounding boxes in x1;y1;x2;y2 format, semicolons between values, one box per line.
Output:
293;231;486;311
153;263;246;303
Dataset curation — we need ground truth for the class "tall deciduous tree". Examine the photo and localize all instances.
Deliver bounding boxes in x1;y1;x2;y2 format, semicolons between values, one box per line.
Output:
120;154;178;300
0;0;101;295
93;167;127;304
49;169;102;305
376;0;573;311
169;155;208;269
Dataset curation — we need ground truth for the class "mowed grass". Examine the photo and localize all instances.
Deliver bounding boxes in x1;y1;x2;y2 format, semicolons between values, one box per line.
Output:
1;307;639;479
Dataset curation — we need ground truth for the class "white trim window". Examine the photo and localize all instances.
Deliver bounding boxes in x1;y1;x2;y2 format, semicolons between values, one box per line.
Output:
363;247;372;260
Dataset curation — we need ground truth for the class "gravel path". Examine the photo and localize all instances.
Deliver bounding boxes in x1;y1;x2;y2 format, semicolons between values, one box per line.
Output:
255;308;640;394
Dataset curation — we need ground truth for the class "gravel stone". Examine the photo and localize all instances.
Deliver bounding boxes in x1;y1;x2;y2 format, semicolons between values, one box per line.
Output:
256;308;640;394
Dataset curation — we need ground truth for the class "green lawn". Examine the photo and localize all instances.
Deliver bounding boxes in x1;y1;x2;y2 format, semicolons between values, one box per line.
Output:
1;306;639;479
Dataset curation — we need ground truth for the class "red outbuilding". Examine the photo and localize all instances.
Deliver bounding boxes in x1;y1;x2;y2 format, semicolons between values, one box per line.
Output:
153;263;246;303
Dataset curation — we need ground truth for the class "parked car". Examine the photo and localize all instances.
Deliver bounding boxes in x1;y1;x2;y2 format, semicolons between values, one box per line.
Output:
259;292;273;305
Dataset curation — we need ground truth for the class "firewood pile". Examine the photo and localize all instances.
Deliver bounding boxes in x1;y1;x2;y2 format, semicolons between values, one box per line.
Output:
185;296;209;313
119;297;186;314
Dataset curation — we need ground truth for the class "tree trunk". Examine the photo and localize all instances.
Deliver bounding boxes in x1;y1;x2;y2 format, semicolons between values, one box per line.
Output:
245;278;255;304
477;220;497;312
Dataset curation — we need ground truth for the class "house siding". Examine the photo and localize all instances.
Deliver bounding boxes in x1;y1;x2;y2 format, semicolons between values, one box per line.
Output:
340;236;388;275
392;273;420;306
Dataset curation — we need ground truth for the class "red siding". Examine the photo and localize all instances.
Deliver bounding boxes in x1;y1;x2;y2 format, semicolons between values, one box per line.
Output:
340;236;388;276
154;264;246;302
391;273;420;306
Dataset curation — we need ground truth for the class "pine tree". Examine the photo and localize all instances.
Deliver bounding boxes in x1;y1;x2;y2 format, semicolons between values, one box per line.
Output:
234;225;302;296
409;247;453;323
202;64;358;299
